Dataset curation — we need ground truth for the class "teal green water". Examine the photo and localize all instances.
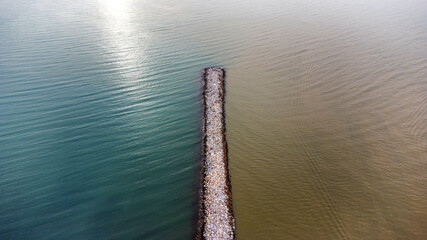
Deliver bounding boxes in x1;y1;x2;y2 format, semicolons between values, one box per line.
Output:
0;0;236;239
1;0;427;239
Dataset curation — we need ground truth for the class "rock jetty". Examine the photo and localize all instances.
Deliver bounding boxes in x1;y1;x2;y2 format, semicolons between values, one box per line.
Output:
196;67;235;240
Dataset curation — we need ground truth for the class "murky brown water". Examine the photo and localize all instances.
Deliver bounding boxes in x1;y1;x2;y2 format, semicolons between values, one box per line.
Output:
224;1;427;239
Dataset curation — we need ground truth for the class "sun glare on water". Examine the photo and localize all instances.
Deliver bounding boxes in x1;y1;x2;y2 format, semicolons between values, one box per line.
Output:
100;0;133;18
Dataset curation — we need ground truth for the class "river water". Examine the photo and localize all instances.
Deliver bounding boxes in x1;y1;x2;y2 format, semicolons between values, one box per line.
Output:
1;0;426;239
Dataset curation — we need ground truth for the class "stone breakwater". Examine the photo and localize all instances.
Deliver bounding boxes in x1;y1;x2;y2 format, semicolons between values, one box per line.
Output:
196;67;235;240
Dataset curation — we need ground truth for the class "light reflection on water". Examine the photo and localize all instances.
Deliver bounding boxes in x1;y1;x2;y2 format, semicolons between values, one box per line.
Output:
0;0;426;239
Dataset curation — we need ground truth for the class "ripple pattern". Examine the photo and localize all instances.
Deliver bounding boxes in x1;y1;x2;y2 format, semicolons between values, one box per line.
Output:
1;0;426;239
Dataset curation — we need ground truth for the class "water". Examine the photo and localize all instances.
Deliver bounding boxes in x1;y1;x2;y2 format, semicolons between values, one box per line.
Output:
0;1;218;239
1;0;426;239
223;1;427;239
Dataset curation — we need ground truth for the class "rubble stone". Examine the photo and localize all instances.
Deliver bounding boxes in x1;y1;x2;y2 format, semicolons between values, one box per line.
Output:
197;67;235;240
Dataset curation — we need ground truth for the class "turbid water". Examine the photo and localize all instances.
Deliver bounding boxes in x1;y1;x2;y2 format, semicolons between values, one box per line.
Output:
1;0;426;239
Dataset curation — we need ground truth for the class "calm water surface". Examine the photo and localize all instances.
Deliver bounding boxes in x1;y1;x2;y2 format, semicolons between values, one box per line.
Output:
1;0;426;239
